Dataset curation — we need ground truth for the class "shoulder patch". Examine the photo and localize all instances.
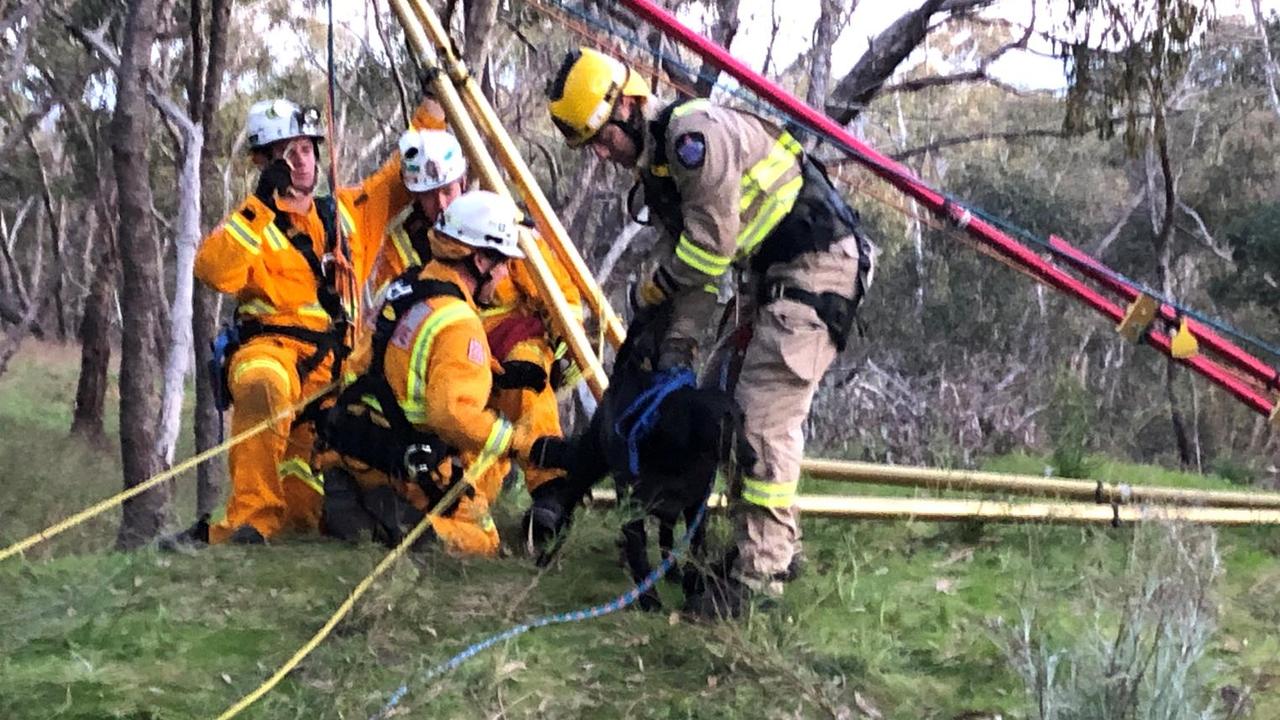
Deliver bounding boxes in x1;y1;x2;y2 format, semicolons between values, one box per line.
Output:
467;337;486;365
391;304;433;349
674;132;706;169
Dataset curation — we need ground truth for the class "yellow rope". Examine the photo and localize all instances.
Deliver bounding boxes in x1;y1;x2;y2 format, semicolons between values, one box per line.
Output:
0;382;337;563
212;452;490;720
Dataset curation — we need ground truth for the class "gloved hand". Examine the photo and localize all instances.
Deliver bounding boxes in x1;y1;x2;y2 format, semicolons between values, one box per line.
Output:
628;274;667;320
527;436;573;470
254;159;293;207
492;359;547;392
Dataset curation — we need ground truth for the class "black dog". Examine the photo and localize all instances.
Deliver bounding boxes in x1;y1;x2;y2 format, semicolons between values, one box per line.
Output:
545;306;750;611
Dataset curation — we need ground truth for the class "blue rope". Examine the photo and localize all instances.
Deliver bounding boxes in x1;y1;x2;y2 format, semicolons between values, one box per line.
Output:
372;496;711;719
545;0;1280;365
614;367;698;476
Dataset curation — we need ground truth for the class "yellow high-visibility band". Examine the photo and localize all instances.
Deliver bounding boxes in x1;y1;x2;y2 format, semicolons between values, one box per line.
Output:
225;215;261;254
675;234;732;278
741;477;799;509
402;302;475;424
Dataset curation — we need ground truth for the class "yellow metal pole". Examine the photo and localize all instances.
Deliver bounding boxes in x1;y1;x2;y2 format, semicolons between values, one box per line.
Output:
388;0;608;398
589;490;1280;526
407;0;628;355
799;458;1280;510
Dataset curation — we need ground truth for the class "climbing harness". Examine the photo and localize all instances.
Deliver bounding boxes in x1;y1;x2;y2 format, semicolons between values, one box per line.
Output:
613;367;698;476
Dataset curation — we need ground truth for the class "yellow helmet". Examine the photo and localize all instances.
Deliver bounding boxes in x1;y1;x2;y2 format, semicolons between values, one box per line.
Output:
547;48;651;147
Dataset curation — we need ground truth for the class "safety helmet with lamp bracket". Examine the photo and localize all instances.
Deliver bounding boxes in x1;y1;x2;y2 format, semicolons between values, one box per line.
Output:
246;98;326;150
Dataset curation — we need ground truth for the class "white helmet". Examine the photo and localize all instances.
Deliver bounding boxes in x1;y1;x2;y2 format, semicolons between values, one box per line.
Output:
400;129;467;192
434;190;525;259
246;98;325;150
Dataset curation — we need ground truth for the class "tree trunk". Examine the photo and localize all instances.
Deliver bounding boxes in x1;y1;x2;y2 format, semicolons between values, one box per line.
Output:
462;0;500;82
192;0;231;517
71;222;115;443
155;126;202;465
112;0;170;549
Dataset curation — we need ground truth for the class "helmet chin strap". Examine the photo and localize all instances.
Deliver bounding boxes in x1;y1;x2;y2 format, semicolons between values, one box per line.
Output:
607;102;646;160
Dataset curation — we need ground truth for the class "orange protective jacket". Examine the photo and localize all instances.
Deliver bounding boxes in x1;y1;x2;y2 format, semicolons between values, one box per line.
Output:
342;261;534;463
196;101;447;332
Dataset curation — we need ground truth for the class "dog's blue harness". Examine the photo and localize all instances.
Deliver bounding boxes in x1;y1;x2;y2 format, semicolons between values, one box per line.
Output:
612;367;698;476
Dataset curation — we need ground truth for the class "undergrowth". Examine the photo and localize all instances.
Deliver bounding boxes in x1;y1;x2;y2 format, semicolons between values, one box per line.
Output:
3;345;1280;718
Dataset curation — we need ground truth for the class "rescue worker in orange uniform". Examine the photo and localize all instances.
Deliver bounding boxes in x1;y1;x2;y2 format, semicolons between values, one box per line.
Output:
373;128;584;551
193;98;437;544
315;190;569;554
548;49;873;618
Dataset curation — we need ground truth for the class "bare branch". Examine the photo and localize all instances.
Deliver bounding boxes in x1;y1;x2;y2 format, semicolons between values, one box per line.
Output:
1178;200;1233;263
1092;186;1146;258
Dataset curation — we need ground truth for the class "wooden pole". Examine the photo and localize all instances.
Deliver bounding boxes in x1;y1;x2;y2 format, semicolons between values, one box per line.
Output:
590;490;1280;526
407;0;627;358
388;0;608;398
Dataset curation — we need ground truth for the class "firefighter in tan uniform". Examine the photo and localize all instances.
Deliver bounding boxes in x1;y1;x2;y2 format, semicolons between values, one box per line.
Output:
548;48;872;618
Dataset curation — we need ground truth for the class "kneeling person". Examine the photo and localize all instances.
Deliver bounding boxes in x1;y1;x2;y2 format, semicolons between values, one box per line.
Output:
316;190;562;555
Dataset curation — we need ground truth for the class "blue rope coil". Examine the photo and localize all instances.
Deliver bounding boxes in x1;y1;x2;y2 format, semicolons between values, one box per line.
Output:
372;496;711;719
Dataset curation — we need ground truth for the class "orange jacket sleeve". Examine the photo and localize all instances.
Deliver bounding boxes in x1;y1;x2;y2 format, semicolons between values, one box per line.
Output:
194;195;281;302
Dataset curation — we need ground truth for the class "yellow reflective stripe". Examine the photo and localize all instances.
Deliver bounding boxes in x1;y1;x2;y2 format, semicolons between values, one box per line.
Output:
298;303;329;320
237;299;275;316
232;357;290;386
675;234;732;278
671;98;712;119
337;201;356;236
739;133;803;213
360;394;384;413
402;302;476;424
225;215;261;253
741;477;798;508
737;175;803;256
263;223;290;251
391;228;417;269
479;304;517;318
482;417;514;458
650;164;671;178
702;283;718;295
279;458;323;495
462;418;513;484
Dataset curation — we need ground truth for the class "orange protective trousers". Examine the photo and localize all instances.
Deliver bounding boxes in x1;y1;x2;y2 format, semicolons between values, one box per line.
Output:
211;335;329;543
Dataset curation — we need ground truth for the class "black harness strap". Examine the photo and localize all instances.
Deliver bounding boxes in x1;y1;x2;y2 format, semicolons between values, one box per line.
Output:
323;268;468;510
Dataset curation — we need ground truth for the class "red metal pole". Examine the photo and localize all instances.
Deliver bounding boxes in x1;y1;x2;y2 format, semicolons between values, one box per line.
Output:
617;0;1276;417
1047;235;1280;388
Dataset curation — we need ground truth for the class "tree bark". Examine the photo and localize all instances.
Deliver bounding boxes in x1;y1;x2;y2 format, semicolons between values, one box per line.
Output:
462;0;499;91
71;213;115;443
111;0;170;549
192;0;231;517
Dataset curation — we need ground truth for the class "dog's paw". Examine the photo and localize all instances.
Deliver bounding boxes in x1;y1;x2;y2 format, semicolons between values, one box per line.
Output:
636;589;664;612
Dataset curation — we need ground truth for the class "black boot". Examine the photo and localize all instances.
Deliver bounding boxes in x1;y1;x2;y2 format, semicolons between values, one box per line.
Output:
685;574;773;621
157;514;211;551
227;524;267;545
522;478;571;558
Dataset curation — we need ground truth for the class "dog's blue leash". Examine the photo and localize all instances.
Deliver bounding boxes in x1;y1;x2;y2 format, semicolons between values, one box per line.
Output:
371;495;710;719
613;367;698;476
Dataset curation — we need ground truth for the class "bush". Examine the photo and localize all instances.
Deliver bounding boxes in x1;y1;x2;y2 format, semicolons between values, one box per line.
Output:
994;523;1225;720
1047;370;1097;479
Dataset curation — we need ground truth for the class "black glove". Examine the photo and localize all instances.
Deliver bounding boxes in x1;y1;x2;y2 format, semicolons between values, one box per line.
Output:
254;159;293;207
528;436;572;471
493;360;547;392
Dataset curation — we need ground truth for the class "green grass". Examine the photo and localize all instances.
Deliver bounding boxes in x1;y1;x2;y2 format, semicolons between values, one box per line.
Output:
3;344;1280;718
